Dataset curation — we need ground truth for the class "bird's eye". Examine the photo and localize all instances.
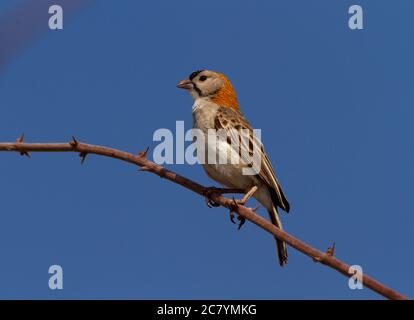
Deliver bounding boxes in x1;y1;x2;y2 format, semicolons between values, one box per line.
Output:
199;75;207;82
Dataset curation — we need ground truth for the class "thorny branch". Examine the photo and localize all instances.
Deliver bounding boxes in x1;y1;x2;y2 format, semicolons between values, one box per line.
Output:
0;136;408;300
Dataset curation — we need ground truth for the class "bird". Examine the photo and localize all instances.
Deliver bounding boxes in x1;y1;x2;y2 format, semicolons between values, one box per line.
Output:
177;69;290;266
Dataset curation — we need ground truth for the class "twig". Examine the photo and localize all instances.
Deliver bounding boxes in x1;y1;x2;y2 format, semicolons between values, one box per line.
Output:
0;138;408;300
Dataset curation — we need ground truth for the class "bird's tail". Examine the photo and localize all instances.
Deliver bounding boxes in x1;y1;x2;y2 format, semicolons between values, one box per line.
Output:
268;206;288;266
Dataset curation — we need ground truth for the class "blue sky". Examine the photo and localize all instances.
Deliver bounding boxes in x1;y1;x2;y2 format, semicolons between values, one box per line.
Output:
0;0;413;299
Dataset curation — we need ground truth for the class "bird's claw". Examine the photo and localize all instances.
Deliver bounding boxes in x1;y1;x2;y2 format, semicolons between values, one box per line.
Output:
237;215;246;230
229;186;258;230
204;185;258;231
229;211;236;224
229;201;246;230
205;198;220;208
204;187;221;208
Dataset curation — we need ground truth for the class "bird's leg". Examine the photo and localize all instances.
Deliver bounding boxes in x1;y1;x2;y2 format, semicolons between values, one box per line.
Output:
204;186;257;228
231;186;258;230
238;186;258;205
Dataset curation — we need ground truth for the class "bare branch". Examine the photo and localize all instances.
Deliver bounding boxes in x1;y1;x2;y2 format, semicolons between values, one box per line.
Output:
0;138;408;300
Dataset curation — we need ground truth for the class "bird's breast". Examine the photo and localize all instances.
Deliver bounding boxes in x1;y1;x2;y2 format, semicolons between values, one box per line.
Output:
192;100;219;131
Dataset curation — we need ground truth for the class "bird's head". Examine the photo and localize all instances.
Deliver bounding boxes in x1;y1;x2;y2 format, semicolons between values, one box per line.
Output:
177;69;239;112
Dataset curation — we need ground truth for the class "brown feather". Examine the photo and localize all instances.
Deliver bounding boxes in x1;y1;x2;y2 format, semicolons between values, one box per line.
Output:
214;107;290;212
211;73;240;112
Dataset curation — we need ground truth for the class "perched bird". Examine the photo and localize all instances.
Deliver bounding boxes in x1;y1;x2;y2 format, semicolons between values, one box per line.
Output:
177;70;290;266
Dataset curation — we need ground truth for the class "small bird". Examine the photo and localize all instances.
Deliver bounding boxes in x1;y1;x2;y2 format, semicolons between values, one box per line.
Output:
177;70;290;266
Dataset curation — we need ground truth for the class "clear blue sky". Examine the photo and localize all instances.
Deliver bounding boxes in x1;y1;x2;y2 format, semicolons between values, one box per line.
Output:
0;0;412;299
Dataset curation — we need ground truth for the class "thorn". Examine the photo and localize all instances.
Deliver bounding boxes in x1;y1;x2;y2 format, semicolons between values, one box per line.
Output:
16;133;30;157
326;242;336;257
138;166;150;172
252;204;262;212
79;152;87;164
70;136;78;147
16;133;25;143
138;147;149;158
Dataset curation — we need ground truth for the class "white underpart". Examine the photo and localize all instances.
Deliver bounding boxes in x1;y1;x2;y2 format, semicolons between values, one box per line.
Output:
191;98;273;211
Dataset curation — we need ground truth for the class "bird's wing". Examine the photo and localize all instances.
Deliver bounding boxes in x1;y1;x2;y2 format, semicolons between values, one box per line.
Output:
214;107;290;212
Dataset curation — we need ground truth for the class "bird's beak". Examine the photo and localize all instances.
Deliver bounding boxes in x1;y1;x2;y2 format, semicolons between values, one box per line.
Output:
176;78;193;90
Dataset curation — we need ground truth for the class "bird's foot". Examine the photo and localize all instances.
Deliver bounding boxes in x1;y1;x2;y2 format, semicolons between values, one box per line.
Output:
204;187;222;208
229;207;247;229
230;186;258;230
204;186;247;208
